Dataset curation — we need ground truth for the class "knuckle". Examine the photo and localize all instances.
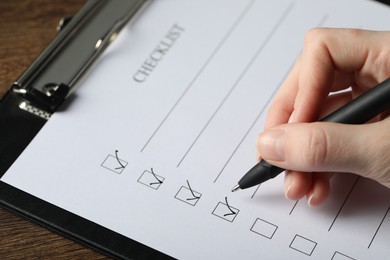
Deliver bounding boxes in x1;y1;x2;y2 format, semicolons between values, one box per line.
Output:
365;154;390;188
368;46;390;82
363;129;390;187
303;28;327;46
300;125;330;168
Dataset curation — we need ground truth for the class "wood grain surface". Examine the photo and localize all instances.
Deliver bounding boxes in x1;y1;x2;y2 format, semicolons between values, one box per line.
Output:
2;1;389;259
0;1;109;259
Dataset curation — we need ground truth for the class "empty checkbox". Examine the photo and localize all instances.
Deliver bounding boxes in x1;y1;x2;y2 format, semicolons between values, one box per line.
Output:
289;234;317;256
332;251;355;260
250;218;278;239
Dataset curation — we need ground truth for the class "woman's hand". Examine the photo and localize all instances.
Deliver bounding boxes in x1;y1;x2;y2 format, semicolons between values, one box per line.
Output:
257;28;390;206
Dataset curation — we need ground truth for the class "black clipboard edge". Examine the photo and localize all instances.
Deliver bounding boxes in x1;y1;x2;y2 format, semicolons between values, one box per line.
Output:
1;0;389;258
0;92;173;259
376;0;390;5
0;92;46;175
0;181;173;260
0;0;173;257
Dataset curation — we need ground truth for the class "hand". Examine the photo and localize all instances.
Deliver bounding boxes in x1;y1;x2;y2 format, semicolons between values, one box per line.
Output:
257;28;390;206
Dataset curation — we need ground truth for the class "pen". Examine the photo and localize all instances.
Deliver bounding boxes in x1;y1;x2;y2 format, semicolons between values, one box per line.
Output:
232;77;390;192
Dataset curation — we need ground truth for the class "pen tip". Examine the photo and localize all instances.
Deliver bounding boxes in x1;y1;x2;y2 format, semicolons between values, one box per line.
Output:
231;185;240;192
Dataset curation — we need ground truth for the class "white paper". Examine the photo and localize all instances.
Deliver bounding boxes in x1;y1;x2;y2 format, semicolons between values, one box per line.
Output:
2;0;390;259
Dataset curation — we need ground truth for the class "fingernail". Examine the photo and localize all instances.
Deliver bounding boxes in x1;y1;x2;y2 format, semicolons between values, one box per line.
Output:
284;172;293;200
258;129;285;161
285;185;293;200
307;193;314;207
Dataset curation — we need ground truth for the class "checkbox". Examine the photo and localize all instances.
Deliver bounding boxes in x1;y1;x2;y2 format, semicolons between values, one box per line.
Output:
101;154;128;174
175;186;202;206
137;169;164;190
289;234;317;256
250;218;278;239
332;251;356;260
212;200;239;223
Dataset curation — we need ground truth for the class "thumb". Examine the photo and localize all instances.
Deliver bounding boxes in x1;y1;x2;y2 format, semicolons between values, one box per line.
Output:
257;118;390;187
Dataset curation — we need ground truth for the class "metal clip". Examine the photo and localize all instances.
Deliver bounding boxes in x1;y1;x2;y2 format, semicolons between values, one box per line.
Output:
12;0;150;114
57;16;73;32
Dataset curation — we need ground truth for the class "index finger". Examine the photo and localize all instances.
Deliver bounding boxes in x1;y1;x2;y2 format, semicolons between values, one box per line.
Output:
293;28;390;123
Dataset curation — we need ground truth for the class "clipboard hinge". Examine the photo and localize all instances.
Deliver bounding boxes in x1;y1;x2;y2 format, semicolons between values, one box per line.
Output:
56;16;73;32
10;0;151;116
15;83;70;113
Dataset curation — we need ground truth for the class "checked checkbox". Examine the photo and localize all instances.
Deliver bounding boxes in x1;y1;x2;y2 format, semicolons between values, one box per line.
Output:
212;197;239;222
138;168;164;190
175;180;202;206
101;150;128;174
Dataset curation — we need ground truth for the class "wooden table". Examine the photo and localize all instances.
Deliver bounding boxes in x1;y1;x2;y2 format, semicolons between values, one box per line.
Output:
2;1;390;259
0;1;108;258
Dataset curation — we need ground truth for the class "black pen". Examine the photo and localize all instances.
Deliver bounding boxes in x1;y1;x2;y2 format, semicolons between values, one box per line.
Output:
232;77;390;192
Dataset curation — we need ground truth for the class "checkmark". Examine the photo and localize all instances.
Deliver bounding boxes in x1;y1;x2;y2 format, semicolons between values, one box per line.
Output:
175;180;202;206
212;197;239;222
138;168;165;190
101;151;128;174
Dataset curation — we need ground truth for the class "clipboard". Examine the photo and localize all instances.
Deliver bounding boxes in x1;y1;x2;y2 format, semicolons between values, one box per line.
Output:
0;0;170;258
1;0;390;259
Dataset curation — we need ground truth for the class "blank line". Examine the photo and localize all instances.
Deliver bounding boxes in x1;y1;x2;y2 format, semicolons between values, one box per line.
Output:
212;78;280;183
213;59;292;183
289;200;299;215
176;72;242;167
251;185;261;199
318;14;329;28
212;89;275;183
140;0;256;153
368;206;390;248
178;2;295;168
217;13;329;186
328;177;360;231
